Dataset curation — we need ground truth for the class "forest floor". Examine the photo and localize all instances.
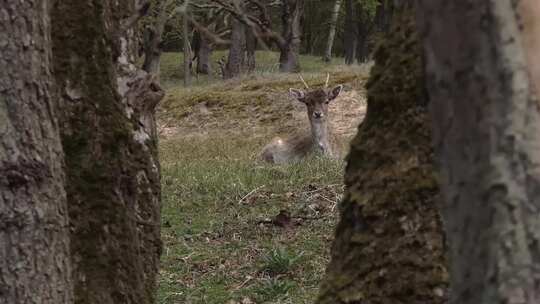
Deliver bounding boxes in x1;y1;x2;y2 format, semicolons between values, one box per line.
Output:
157;51;370;304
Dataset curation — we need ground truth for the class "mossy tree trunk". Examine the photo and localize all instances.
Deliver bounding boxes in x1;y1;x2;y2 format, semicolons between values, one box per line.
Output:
417;1;540;302
0;1;73;302
317;2;448;303
51;0;164;303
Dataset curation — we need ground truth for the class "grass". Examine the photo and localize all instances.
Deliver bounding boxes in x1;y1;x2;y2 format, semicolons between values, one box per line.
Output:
157;51;368;303
159;135;344;304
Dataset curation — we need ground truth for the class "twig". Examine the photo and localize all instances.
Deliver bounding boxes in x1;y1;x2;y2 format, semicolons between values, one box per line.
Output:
238;185;265;204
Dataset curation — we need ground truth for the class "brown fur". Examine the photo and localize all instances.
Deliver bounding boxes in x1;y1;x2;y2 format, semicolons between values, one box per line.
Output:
260;86;343;164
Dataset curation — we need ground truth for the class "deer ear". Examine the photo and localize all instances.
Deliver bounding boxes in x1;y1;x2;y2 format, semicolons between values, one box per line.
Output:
328;85;343;101
289;88;305;102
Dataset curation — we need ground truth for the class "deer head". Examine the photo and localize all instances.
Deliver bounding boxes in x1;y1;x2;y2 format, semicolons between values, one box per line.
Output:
289;81;343;155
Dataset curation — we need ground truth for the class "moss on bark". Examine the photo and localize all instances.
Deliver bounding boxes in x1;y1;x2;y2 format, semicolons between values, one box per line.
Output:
51;1;161;303
317;4;448;304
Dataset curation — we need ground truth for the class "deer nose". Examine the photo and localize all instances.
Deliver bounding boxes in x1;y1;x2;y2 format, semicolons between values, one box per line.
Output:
313;112;323;119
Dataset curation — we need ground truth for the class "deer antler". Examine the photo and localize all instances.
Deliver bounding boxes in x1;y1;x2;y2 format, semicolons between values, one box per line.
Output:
324;73;330;88
299;74;310;89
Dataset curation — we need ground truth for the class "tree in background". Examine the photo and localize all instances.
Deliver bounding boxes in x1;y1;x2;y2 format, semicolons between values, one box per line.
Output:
322;0;342;62
142;0;172;75
317;1;448;303
343;0;379;65
417;1;540;302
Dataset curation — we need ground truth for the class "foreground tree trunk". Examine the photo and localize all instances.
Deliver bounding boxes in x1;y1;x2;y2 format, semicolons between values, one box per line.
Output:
51;0;163;302
279;0;304;72
343;0;358;65
0;1;73;302
317;2;447;303
417;1;540;302
322;0;342;62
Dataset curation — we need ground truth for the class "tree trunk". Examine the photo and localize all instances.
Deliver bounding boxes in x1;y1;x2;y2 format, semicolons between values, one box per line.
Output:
356;6;370;63
51;0;164;303
375;0;392;33
183;12;191;86
142;0;169;75
0;1;73;302
224;18;246;79
417;1;540;302
317;2;447;303
279;0;304;72
322;0;342;62
245;27;257;73
196;32;213;75
343;0;358;65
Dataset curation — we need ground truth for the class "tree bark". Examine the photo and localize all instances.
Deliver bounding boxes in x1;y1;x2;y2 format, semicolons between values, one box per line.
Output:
322;0;342;62
142;0;169;75
0;1;73;303
245;27;257;73
417;1;540;302
375;0;391;33
51;0;163;303
183;11;192;86
317;2;447;303
194;30;213;75
343;0;358;65
279;0;304;72
356;5;371;63
224;18;246;79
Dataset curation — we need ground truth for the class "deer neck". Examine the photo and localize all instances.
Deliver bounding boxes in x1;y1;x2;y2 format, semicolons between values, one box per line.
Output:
310;120;332;155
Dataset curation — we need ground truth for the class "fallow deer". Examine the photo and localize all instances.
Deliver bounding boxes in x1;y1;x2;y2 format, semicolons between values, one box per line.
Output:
260;74;344;164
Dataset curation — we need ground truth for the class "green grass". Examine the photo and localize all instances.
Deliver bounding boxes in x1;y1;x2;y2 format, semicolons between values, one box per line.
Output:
159;134;344;303
157;51;366;304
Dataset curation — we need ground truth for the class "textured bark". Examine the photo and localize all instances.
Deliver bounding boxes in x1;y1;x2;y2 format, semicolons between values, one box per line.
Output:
224;18;246;79
0;1;73;303
51;1;163;303
343;0;358;65
322;0;342;62
417;1;540;303
279;0;304;72
317;3;447;303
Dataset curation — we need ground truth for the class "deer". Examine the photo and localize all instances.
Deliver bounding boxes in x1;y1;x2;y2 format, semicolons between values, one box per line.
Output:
260;74;344;164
